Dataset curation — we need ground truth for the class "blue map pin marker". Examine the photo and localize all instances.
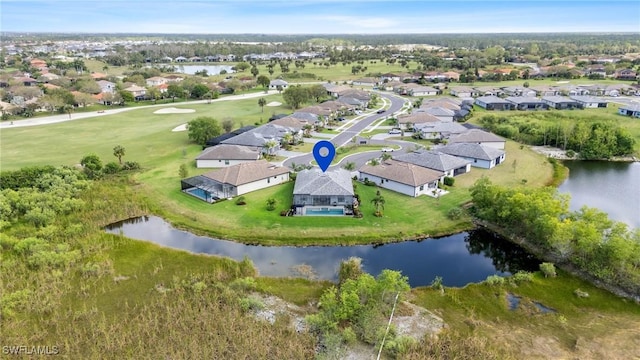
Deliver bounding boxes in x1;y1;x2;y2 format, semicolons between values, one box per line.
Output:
313;140;335;172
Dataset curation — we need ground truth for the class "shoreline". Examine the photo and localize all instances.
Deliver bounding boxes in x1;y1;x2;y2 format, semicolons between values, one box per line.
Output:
530;145;639;162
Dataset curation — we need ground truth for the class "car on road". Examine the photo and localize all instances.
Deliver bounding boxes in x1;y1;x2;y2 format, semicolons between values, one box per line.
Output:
381;147;394;152
337;117;346;121
376;109;386;114
388;128;402;134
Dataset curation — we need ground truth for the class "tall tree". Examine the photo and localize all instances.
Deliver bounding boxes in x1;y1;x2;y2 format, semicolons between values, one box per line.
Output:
258;97;267;112
257;75;270;91
187;116;222;145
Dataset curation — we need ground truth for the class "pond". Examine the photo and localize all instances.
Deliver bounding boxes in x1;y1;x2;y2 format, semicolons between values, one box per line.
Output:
558;161;640;229
172;64;236;75
105;216;540;287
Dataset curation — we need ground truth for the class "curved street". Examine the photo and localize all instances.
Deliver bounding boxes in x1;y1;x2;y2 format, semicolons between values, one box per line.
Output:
283;92;411;170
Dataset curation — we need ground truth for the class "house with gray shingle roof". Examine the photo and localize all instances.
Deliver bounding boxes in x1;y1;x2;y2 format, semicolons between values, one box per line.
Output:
505;97;548;110
180;160;290;202
358;160;445;197
417;106;455;122
195;144;261;168
448;129;506;149
394;150;471;177
618;104;640;118
438;143;506;169
269;79;289;90
413;122;468;141
221;123;298;154
542;96;580;109
293;169;355;215
475;96;513;111
569;96;607;108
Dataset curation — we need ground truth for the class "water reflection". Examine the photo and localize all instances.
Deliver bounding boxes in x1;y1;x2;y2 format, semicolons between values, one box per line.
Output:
558;161;640;229
105;216;540;287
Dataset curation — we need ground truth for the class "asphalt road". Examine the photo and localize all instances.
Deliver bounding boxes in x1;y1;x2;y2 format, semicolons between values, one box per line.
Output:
283;92;409;169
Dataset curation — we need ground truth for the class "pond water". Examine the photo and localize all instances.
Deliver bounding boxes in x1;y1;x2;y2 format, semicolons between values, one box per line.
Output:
172;64;235;75
105;216;540;287
557;161;640;229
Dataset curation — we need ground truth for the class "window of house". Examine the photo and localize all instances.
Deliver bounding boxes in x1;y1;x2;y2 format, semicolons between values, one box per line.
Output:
474;159;477;163
267;178;270;183
337;196;345;203
225;160;230;165
419;185;424;191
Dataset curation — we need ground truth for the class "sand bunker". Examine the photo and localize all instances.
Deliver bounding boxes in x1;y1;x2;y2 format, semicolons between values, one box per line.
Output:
266;101;282;107
154;107;196;114
171;124;188;132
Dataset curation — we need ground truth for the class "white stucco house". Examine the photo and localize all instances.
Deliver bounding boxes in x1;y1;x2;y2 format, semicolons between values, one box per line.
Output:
437;143;506;169
180;160;290;202
358;160;445;197
269;79;289;90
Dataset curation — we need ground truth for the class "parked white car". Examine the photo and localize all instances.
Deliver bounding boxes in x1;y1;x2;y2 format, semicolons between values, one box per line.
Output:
388;128;402;134
381;147;395;152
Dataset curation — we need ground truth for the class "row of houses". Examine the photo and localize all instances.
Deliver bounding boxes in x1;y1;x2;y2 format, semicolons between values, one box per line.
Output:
451;83;639;98
182;127;506;213
395;97;473;129
474;95;609;111
195;86;371;168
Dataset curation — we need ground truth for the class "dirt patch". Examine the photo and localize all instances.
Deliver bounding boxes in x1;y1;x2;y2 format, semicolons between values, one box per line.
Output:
393;301;445;338
250;293;308;333
266;101;282;107
530;145;575;160
153;107;196;114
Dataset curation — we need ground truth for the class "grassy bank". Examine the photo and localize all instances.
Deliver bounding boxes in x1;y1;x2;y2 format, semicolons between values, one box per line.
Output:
411;270;640;359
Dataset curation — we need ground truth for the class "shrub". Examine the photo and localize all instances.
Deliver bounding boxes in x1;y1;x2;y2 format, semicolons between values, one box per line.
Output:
566;149;576;158
447;207;463;220
239;296;264;312
342;327;357;345
266;198;277;211
121;161;141;171
539;262;557;278
443;176;455;186
431;276;443;291
485;275;505;286
103;162;121;174
229;277;257;292
510;271;534;285
235;196;246;205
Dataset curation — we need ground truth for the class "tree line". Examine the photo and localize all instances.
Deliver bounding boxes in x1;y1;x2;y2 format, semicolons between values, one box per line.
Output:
479;114;636;159
470;177;640;297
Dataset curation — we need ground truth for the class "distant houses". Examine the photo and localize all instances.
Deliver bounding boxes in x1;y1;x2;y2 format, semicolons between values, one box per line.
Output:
438;143;506;169
618;105;640;118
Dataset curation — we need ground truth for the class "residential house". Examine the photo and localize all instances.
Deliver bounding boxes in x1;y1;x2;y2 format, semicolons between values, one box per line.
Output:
438;143;506;169
323;83;352;97
394;150;471;177
441;71;461;82
416;107;455;122
358;160;445;198
448;129;506;149
39;73;60;82
618;105;640;118
221;123;297;154
16;77;38;86
397;112;440;129
292;169;355;216
474;86;503;97
146;76;167;87
414;122;468;140
475;96;513;111
189;56;202;62
505;97;548;110
530;85;560;97
615;69;637;81
502;86;536;97
269;79;289;90
585;65;607;78
175;56;188;62
408;85;439;96
352;77;378;87
380;73;402;82
205;126;256;147
164;75;185;83
449;86;479;98
97;80;116;94
180;160;290;202
570;96;608;108
292;110;327;127
195;144;261;168
380;80;404;91
541;96;580;110
124;85;146;100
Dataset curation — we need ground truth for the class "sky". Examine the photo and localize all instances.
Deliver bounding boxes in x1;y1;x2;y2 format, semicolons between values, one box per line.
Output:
1;0;639;34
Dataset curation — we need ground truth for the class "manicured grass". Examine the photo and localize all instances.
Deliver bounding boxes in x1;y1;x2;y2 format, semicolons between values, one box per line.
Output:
0;94;290;170
412;270;640;358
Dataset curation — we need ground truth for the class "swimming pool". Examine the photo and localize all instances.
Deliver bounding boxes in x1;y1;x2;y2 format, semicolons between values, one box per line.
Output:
304;207;345;216
186;187;210;202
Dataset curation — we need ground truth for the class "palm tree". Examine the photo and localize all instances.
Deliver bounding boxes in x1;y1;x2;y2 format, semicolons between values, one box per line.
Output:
371;190;385;217
258;97;267;112
263;139;279;156
343;162;356;171
61;104;73;119
282;132;294;146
